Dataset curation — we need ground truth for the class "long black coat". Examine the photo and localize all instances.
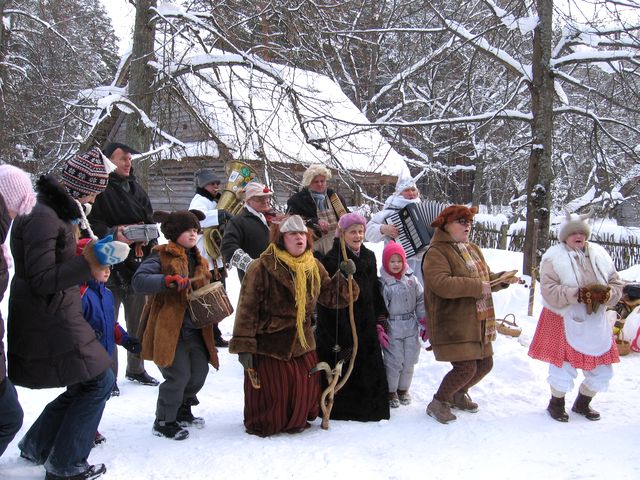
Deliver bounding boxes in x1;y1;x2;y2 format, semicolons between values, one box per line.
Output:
220;208;270;282
316;238;390;421
0;194;11;384
87;170;155;286
8;176;111;389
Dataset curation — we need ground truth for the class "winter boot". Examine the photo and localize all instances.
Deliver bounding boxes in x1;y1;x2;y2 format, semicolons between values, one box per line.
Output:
177;404;206;429
452;391;479;413
44;463;106;480
388;392;400;408
152;420;189;440
427;398;457;424
93;431;106;447
547;396;569;422
571;393;600;421
110;383;120;397
397;390;412;406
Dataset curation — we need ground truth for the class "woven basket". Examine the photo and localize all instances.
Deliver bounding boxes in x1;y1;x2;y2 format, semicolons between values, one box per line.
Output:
616;331;631;356
186;281;234;328
496;313;522;338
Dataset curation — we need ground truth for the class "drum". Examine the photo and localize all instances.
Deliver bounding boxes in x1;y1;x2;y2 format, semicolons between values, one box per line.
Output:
186;281;234;328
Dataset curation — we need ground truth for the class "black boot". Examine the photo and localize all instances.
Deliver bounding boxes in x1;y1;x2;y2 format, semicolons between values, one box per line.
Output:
547;396;569;422
571;393;600;421
177;404;205;429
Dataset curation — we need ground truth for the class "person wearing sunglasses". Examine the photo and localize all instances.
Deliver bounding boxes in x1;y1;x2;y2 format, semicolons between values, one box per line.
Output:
422;204;519;424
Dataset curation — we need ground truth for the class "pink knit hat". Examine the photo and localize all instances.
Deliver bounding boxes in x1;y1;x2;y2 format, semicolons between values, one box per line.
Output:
0;164;37;216
335;212;367;236
382;241;407;279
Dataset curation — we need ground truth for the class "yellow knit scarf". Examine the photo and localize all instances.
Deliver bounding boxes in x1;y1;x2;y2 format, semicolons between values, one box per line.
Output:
263;243;321;349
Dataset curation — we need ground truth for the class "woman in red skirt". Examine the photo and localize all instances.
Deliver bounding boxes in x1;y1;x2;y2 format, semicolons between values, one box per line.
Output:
229;214;356;436
528;211;624;422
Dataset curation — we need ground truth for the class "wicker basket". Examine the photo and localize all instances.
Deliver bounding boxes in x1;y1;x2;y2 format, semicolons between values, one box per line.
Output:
616;331;631;356
496;313;522;338
186;282;234;328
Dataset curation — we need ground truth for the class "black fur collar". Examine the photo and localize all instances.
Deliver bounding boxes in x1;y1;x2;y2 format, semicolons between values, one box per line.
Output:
36;175;82;222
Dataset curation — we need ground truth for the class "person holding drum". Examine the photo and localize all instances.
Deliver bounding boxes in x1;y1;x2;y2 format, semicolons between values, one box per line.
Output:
229;214;358;436
132;210;219;441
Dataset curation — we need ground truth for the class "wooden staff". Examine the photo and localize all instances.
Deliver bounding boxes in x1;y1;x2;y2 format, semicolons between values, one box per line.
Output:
528;219;539;317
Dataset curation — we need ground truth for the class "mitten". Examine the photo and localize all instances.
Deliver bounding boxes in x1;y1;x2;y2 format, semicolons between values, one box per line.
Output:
122;337;142;354
218;210;232;224
418;317;429;342
238;352;253;369
93;235;130;266
376;323;390;349
339;259;356;276
588;284;611;304
164;275;191;291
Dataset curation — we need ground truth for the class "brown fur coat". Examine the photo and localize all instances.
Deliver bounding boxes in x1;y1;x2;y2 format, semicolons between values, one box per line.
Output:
140;242;219;369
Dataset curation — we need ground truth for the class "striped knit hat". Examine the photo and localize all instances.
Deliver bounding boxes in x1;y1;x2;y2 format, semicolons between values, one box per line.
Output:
61;147;112;199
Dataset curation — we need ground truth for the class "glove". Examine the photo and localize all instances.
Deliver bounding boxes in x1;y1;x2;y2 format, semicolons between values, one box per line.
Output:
218;209;232;224
238;352;253;369
339;259;356;276
578;284;611;314
93;235;130;266
376;323;390;349
122;337;142;354
418;317;429;342
164;275;191;291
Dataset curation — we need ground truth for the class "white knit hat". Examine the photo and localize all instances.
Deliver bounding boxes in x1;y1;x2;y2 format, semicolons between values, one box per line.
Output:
395;163;426;194
0;164;37;216
557;211;592;242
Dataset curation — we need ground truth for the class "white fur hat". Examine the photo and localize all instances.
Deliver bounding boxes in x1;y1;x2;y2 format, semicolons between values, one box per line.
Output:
557;211;592;242
302;164;332;187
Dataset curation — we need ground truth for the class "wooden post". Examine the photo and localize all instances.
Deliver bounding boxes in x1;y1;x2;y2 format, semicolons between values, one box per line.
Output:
528;219;539;317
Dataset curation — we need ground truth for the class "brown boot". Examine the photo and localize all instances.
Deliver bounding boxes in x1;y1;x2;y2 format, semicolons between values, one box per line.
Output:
427;398;457;424
571;393;600;421
452;391;479;413
397;390;411;406
547;396;569;422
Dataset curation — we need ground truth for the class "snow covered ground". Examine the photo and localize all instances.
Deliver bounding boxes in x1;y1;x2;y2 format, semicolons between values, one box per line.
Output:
1;244;639;480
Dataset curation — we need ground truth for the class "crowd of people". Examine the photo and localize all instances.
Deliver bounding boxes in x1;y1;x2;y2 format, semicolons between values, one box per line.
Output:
0;156;628;479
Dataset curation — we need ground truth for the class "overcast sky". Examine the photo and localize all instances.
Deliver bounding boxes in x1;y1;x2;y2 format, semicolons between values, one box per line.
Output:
100;0;135;54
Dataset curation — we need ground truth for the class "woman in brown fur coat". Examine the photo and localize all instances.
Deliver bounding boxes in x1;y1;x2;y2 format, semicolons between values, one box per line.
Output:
423;205;518;424
230;214;358;436
132;210;218;441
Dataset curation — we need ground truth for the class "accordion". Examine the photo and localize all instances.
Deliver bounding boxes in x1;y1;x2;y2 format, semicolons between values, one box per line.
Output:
384;201;445;258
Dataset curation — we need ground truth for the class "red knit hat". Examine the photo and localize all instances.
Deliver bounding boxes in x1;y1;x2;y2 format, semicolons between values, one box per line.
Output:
431;205;477;229
382;241;407;279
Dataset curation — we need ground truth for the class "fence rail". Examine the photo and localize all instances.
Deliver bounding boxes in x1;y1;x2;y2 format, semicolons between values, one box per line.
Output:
470;224;640;272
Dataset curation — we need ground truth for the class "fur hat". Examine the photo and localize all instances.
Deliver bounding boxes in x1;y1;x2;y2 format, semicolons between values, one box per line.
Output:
195;169;220;189
558;211;592;242
382;241;407;279
102;142;140;159
336;212;367;236
62;147;114;199
431;204;477;229
279;215;308;233
0;164;37;216
240;182;273;201
302;164;332;187
153;209;205;242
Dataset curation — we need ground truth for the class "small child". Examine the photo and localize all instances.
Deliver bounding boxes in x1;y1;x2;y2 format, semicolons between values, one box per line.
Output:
77;238;142;445
378;241;427;408
131;210;219;441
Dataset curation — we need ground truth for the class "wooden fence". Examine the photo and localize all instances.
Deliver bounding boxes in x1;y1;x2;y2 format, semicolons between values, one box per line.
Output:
470;224;640;272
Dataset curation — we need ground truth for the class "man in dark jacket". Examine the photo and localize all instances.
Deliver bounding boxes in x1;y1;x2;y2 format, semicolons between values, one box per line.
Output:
220;182;273;283
87;142;159;388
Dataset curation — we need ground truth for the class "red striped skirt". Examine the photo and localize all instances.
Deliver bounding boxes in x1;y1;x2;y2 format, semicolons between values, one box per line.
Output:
243;350;320;436
528;307;619;369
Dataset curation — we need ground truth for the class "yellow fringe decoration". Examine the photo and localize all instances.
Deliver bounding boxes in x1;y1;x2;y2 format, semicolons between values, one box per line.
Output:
263;243;321;349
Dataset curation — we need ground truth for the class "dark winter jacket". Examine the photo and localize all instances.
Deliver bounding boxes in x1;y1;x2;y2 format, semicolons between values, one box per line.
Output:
87;170;155;286
220;208;270;281
0;194;11;385
423;228;505;362
230;247;356;361
81;280;130;357
132;242;218;369
316;239;390;421
7;175;111;389
286;188;347;240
